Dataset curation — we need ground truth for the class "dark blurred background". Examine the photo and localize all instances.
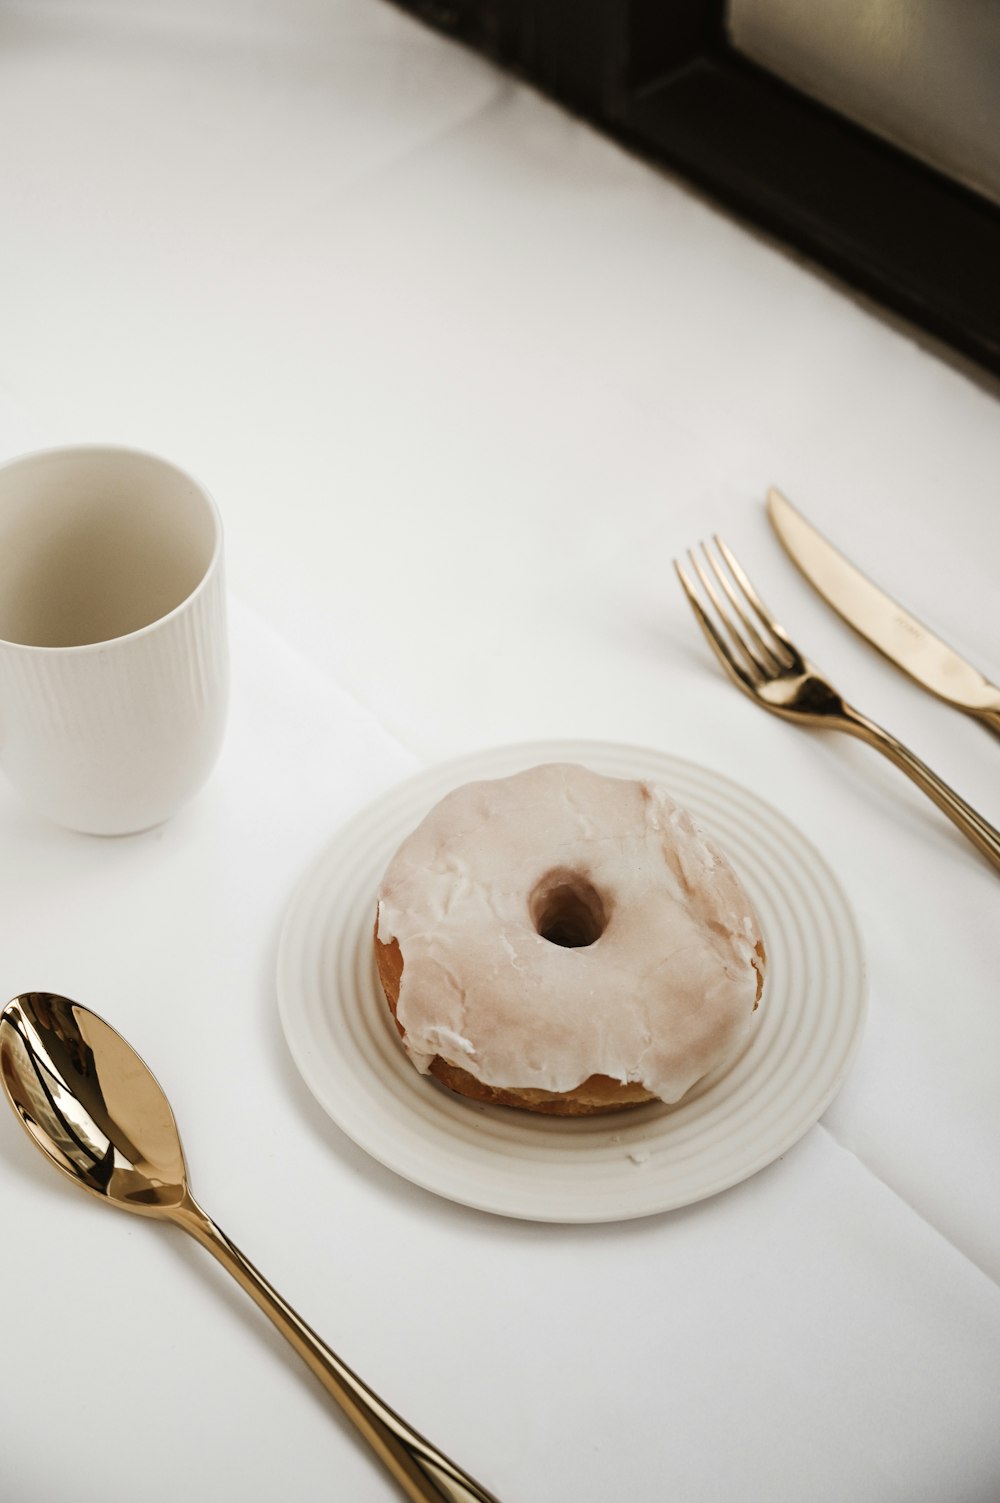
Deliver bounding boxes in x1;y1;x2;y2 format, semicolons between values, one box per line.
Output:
391;0;1000;377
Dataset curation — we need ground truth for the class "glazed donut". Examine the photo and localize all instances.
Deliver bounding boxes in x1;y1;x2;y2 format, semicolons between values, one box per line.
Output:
374;762;765;1116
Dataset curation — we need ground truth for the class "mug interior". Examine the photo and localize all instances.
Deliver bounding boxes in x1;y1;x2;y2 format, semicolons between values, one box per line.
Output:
0;448;219;648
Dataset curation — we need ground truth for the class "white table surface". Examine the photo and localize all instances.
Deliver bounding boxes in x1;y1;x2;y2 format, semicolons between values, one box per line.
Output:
2;4;1000;1501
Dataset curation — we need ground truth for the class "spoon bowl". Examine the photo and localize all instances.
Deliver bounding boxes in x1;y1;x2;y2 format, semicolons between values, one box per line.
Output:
0;992;500;1503
1;992;188;1211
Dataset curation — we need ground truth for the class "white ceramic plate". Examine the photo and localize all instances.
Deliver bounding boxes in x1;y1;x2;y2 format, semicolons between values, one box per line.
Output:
277;740;866;1222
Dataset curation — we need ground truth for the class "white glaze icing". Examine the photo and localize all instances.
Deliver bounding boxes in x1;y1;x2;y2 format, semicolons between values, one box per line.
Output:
376;763;765;1104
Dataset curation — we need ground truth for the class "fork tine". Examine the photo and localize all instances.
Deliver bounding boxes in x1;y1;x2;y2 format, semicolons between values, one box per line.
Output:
713;535;799;668
674;558;759;694
687;547;769;679
700;540;785;674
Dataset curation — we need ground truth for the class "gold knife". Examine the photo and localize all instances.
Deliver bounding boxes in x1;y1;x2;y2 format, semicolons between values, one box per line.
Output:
767;487;1000;735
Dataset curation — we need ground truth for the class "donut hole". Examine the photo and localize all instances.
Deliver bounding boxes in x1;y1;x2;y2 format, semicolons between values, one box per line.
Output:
530;871;608;949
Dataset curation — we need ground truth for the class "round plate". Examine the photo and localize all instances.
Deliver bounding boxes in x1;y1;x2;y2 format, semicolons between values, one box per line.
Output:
277;740;866;1222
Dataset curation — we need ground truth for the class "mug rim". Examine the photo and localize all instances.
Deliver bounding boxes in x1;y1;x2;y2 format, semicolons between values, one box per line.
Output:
0;443;224;655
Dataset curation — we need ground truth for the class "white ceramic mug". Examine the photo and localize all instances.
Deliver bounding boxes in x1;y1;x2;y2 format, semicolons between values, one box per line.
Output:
0;446;228;834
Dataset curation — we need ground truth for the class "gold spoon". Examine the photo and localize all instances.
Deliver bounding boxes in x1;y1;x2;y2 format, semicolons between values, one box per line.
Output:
0;992;501;1503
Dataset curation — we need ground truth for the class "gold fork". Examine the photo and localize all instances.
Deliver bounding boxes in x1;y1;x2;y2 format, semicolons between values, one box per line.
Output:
676;537;1000;873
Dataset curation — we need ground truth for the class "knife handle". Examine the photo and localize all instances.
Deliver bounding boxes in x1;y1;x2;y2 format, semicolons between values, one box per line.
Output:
977;706;1000;742
841;708;1000;873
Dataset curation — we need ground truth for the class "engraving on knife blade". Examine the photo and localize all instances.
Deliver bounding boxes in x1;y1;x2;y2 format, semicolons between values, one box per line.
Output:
893;614;924;643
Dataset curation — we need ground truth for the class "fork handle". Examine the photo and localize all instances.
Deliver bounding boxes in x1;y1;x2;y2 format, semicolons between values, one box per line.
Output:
840;707;1000;872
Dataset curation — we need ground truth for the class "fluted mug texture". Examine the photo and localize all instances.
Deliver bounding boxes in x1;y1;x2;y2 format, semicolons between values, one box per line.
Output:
0;446;228;834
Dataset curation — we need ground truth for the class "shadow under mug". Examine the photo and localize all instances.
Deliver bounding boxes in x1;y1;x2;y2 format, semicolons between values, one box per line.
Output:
0;446;228;835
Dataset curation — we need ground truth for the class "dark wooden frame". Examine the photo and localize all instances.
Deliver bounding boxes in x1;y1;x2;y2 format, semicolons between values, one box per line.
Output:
391;0;1000;377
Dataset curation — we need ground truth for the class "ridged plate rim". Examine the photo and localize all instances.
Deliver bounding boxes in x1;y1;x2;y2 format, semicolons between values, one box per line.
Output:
277;740;866;1222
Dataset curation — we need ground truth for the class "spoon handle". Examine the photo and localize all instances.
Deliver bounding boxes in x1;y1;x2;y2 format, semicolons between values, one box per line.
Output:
172;1198;501;1503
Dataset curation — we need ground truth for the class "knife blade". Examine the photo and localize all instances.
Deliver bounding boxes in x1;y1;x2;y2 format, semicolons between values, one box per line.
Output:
767;487;1000;729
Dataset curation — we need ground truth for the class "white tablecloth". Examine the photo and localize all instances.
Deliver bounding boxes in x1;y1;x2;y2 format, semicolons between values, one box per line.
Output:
2;4;999;1501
